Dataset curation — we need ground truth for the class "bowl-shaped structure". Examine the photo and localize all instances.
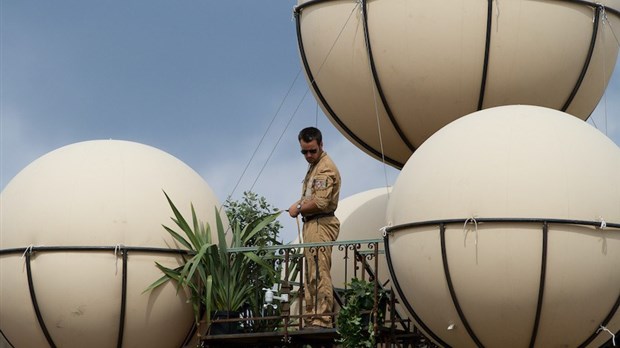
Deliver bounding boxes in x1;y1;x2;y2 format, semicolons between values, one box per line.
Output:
385;105;620;347
295;0;620;168
0;140;223;348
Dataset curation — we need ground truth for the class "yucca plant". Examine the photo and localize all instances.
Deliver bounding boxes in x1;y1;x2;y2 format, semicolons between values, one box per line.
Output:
144;191;280;333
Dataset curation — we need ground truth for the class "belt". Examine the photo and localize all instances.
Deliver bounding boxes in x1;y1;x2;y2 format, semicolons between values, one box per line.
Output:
302;212;335;223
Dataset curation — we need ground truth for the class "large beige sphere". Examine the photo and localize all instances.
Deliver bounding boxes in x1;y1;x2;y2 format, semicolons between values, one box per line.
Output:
0;140;223;348
385;105;620;347
295;0;620;168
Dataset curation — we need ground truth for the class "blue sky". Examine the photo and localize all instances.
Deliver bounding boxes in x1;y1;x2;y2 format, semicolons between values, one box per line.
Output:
2;1;619;243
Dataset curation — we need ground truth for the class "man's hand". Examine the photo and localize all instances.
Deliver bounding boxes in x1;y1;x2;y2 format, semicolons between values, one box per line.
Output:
288;201;301;217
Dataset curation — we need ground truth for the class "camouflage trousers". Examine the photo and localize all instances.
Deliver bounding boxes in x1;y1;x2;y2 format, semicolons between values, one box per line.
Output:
303;216;340;327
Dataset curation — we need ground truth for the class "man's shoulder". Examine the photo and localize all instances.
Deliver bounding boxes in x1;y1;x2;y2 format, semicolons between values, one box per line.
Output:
317;152;340;175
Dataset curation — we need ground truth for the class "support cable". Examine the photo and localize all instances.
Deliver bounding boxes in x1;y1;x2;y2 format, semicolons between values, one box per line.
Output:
359;0;392;200
249;87;310;191
247;2;361;191
562;5;601;111
295;1;404;168
226;67;304;201
0;331;14;348
361;0;416;153
602;7;609;136
242;0;364;193
585;4;620;133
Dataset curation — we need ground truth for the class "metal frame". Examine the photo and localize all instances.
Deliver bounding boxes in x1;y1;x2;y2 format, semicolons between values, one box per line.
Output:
1;240;397;347
203;239;422;347
293;0;406;169
0;246;192;348
294;0;620;169
384;217;620;348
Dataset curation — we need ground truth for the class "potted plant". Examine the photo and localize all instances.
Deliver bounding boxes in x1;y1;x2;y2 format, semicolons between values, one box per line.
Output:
336;278;387;348
144;192;280;336
223;191;284;332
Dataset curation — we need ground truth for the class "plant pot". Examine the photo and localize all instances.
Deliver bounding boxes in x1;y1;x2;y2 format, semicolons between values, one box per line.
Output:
361;296;388;329
210;310;241;335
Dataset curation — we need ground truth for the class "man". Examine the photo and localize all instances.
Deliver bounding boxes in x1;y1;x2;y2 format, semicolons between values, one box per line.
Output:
289;127;341;329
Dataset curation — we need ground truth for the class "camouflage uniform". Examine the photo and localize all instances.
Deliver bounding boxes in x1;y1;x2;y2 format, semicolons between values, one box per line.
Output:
301;151;340;327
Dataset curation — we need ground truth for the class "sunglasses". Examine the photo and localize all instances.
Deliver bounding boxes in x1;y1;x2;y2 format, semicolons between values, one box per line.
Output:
300;149;318;155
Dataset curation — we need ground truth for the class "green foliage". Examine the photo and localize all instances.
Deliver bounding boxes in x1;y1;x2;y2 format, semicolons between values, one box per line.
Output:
144;191;281;330
224;191;282;247
223;191;283;316
336;278;387;348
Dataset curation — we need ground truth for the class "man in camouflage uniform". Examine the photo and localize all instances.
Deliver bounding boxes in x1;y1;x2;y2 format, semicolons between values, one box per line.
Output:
289;127;341;329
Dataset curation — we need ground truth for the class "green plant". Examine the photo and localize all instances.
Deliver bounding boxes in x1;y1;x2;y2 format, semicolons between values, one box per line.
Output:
144;191;280;331
336;278;387;348
223;191;283;317
224;191;282;248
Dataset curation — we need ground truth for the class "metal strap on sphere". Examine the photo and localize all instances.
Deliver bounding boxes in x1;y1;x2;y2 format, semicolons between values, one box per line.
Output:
293;0;620;169
0;245;192;348
384;217;620;348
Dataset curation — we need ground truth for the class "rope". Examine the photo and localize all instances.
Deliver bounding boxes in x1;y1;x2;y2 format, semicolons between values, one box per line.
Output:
21;244;34;260
380;223;393;238
226;68;304;201
358;0;392;202
596;325;616;346
315;101;319;127
463;216;479;247
308;2;361;85
249;88;310;191
495;0;500;32
599;217;607;229
463;216;480;263
598;4;620;138
246;1;360;192
589;3;620;133
601;4;609;136
605;8;620;46
114;244;125;275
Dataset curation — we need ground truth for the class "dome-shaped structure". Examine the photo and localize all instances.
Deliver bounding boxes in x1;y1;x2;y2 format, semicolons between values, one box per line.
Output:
332;188;391;289
295;0;620;168
385;105;620;347
0;140;223;348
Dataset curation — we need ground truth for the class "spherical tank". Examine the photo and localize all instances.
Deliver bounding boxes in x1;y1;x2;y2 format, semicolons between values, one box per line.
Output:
332;188;391;289
295;0;620;168
288;188;412;325
0;140;224;348
331;188;415;331
384;105;620;348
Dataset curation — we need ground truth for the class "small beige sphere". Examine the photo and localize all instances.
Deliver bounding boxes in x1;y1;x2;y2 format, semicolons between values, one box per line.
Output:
385;105;620;347
0;140;223;348
332;188;391;289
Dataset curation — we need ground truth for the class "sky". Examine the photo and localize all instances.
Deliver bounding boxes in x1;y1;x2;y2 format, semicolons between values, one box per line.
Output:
2;1;619;244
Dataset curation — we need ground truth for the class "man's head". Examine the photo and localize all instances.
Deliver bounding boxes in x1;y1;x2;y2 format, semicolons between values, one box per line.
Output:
298;127;323;164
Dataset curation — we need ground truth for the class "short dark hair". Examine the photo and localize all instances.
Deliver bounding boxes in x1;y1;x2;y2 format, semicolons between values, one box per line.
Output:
298;127;322;144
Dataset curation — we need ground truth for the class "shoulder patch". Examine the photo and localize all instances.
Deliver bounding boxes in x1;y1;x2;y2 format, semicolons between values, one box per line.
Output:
313;178;328;190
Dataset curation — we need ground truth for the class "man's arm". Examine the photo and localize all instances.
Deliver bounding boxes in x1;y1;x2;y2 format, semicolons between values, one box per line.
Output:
288;198;320;217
